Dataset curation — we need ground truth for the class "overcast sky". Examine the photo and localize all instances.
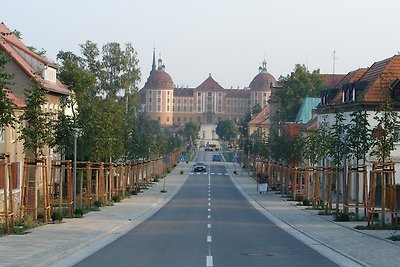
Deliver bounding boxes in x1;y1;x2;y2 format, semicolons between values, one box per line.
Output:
2;0;399;89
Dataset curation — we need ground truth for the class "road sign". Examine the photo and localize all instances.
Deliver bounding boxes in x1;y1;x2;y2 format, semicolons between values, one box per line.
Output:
232;153;238;162
180;155;186;162
255;155;261;162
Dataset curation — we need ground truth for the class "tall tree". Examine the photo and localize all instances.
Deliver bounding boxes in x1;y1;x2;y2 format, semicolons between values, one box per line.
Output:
277;64;324;122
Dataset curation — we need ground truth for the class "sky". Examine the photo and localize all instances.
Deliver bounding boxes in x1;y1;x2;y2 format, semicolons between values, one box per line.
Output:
2;0;399;89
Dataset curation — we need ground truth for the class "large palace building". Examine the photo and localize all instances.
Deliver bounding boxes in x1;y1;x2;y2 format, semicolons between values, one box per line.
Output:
139;50;279;125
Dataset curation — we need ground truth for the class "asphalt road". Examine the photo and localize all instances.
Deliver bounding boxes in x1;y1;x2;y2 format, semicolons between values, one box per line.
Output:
75;152;338;267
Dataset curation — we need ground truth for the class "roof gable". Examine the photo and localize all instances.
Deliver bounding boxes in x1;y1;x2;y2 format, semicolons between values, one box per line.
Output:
195;74;225;92
361;55;400;102
249;105;270;125
0;22;71;96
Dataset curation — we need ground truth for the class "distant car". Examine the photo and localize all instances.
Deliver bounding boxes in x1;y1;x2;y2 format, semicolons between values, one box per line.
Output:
193;162;207;172
212;154;222;161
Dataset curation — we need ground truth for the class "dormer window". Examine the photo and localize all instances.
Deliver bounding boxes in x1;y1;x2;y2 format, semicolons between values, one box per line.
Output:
43;66;56;83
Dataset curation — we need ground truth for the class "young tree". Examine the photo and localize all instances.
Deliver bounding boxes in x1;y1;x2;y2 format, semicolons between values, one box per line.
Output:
0;50;15;130
371;73;400;163
19;83;54;157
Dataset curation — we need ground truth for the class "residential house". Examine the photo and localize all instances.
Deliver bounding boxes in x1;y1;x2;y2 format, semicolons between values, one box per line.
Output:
317;54;400;185
0;22;71;187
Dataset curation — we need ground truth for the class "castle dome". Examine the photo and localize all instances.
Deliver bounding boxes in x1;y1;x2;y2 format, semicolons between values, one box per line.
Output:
249;60;277;91
142;51;174;90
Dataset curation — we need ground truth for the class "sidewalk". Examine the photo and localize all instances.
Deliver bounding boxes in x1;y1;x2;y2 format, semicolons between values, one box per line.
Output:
228;163;400;267
0;164;191;267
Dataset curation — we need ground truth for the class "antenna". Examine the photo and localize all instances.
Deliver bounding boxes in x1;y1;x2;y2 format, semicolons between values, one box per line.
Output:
332;51;338;85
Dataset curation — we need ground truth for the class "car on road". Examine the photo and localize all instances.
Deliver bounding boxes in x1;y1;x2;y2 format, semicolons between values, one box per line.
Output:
212;154;222;161
193;162;207;172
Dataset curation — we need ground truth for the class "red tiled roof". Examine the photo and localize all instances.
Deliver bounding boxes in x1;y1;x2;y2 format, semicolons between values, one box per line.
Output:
331;68;368;104
320;73;346;88
5;90;26;108
0;22;71;96
142;69;174;90
174;87;194;97
226;88;250;98
249;105;270;125
361;55;400;102
195;74;224;92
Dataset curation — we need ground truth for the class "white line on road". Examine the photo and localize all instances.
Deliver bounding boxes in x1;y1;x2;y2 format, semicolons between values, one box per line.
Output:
208;224;211;229
208;215;211;219
207;236;212;242
206;256;213;267
208;208;211;212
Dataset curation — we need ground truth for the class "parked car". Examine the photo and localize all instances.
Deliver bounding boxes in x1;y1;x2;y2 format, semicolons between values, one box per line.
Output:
193;162;207;172
212;154;222;161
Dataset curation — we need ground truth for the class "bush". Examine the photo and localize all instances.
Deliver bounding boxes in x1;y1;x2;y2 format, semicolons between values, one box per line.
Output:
74;207;84;218
302;199;311;206
112;194;122;202
334;212;350;222
131;190;137;195
93;200;103;208
51;209;64;223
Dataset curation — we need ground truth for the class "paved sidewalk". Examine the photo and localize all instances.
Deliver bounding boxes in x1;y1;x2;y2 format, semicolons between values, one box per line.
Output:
228;163;400;267
0;165;191;267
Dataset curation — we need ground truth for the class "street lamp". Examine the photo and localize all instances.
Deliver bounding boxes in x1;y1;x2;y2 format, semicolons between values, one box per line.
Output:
73;130;78;213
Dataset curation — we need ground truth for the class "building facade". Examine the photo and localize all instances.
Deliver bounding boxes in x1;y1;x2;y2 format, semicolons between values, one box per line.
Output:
140;51;278;125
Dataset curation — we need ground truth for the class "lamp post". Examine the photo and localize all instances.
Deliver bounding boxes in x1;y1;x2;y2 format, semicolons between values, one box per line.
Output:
73;130;78;213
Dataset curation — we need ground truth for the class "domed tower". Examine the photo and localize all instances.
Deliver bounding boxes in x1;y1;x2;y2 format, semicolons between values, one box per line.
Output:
249;60;277;109
140;49;174;125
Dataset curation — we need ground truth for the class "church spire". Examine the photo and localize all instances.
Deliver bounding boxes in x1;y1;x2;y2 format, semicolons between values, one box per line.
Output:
151;47;156;71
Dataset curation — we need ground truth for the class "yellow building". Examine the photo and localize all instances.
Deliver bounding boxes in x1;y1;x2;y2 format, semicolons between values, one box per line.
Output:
140;51;278;125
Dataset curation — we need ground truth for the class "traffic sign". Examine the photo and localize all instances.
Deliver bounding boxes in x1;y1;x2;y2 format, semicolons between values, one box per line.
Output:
180;155;186;162
232;153;238;162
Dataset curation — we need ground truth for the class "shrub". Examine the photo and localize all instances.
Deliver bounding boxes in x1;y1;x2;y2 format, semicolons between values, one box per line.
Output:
112;194;122;202
131;190;137;195
302;199;311;206
334;212;350;222
74;207;84;218
51;209;64;223
93;200;103;208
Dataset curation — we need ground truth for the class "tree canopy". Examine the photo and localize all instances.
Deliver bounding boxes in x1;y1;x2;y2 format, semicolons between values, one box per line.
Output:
216;120;239;141
277;64;324;122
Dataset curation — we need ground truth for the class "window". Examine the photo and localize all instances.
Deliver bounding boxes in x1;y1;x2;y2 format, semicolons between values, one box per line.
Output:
167;117;170;122
157;105;161;112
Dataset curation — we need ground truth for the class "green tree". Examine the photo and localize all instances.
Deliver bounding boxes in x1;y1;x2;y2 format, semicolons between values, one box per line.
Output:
19;83;54;157
347;103;371;163
216;120;238;141
371;73;400;163
328;111;350;166
277;64;324;122
184;121;200;142
0;49;15;130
